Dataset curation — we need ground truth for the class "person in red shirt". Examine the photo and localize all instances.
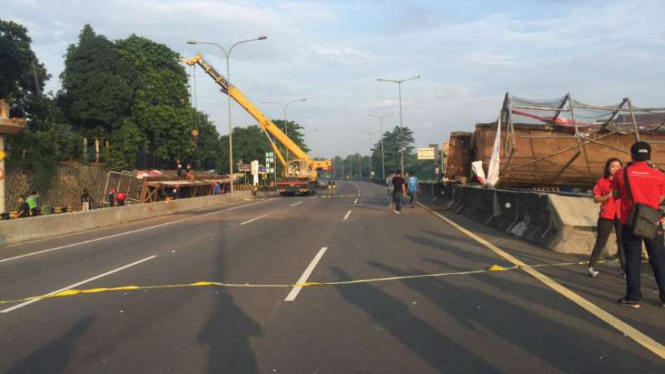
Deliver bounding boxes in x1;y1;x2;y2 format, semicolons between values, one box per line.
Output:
115;189;127;206
587;158;625;278
612;141;665;309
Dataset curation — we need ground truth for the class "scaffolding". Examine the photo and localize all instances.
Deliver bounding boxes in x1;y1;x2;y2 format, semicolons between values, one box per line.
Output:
497;93;665;183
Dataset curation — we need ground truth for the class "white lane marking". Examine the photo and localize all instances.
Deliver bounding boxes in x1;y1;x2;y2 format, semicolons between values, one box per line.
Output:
285;247;328;301
0;199;272;265
0;255;157;313
343;210;352;220
353;199;358;204
240;214;267;226
417;202;665;360
290;201;303;207
352;183;362;196
309;196;318;200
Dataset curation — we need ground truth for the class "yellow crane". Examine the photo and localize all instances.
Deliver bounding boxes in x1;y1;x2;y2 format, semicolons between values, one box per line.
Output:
181;53;331;194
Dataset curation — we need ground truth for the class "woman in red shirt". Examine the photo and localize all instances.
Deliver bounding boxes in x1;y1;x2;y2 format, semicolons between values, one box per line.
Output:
588;158;625;278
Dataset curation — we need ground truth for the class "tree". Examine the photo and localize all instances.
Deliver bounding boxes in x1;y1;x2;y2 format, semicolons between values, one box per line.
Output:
191;110;221;170
0;19;49;118
217;125;272;174
58;24;135;139
115;34;192;168
371;126;415;174
272;119;310;154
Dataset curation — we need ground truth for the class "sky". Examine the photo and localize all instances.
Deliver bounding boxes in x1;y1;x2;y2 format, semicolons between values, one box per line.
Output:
4;0;665;158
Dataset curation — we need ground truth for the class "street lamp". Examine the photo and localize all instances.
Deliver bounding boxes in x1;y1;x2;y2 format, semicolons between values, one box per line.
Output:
367;113;394;180
262;98;307;163
187;35;268;193
361;130;379;180
377;76;421;173
351;141;365;179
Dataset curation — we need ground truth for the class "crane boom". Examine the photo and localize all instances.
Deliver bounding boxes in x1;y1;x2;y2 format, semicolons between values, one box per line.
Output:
181;54;310;162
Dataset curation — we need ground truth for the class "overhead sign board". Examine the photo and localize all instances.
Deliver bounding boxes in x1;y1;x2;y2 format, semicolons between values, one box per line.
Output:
417;147;436;160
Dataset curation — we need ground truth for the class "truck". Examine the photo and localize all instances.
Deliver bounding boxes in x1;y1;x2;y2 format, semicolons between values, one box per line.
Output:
181;54;332;194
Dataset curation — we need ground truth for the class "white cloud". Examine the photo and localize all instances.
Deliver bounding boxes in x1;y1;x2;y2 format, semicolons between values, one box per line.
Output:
4;0;665;157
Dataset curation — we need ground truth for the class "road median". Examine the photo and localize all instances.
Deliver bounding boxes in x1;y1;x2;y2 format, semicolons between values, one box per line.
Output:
0;191;254;247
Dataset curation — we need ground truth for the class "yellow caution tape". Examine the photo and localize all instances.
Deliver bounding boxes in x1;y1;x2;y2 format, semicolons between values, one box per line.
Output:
0;260;606;307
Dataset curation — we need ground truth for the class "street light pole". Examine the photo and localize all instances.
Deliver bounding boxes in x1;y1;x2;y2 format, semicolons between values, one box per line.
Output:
368;113;394;180
361;130;379;180
263;99;307;163
187;36;267;193
377;76;421;173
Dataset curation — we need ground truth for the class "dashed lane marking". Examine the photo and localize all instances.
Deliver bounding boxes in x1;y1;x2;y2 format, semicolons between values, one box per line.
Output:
290;201;303;207
0;255;157;313
240;214;267;226
285;247;328;301
0;199;273;265
343;210;352;221
0;260;604;307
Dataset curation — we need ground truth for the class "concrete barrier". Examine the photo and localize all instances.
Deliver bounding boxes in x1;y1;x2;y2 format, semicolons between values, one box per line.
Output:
0;191;255;247
460;188;495;224
511;192;554;243
487;190;520;232
421;183;607;256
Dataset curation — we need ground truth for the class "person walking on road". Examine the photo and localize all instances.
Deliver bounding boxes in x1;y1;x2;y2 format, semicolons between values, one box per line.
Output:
407;172;419;208
588;158;625;278
391;170;407;214
386;172;395;207
612;141;665;309
16;196;30;218
116;189;127;206
81;189;93;211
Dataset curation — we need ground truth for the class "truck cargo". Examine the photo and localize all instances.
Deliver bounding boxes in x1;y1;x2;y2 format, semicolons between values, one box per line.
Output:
444;93;665;189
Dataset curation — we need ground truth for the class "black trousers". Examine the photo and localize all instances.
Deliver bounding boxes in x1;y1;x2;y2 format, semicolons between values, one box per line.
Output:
589;217;625;270
622;225;665;302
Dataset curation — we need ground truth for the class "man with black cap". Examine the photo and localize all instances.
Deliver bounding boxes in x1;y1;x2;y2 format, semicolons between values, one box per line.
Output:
612;141;665;308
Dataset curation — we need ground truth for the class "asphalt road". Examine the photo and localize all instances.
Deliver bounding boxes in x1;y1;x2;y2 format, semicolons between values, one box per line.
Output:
0;180;663;374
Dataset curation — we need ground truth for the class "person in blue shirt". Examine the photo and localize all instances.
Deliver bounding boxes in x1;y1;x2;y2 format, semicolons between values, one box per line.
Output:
407;172;419;208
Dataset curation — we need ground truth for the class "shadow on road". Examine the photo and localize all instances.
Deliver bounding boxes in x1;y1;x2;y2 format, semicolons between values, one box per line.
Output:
367;261;664;372
6;314;96;374
197;230;263;374
330;267;506;374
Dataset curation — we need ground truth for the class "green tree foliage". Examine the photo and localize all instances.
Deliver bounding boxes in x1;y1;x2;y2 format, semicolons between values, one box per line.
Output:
115;34;193;169
0;19;49;118
330;126;416;180
272;120;310;154
0;20;82;191
217;125;271;174
191;110;221;170
58;24;135;138
371;126;415;175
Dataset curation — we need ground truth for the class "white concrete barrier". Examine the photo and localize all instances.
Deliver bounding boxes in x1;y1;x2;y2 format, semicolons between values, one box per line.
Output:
0;192;255;247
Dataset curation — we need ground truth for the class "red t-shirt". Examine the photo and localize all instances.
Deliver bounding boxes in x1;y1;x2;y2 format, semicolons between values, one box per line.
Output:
593;177;620;220
116;192;127;201
611;162;665;225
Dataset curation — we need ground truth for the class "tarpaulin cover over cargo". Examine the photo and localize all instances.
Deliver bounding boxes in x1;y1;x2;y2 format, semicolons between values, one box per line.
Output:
445;93;665;189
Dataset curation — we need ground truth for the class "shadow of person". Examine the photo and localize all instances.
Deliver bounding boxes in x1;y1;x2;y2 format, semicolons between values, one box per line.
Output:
330;267;505;374
6;314;96;374
197;241;263;374
367;261;664;372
